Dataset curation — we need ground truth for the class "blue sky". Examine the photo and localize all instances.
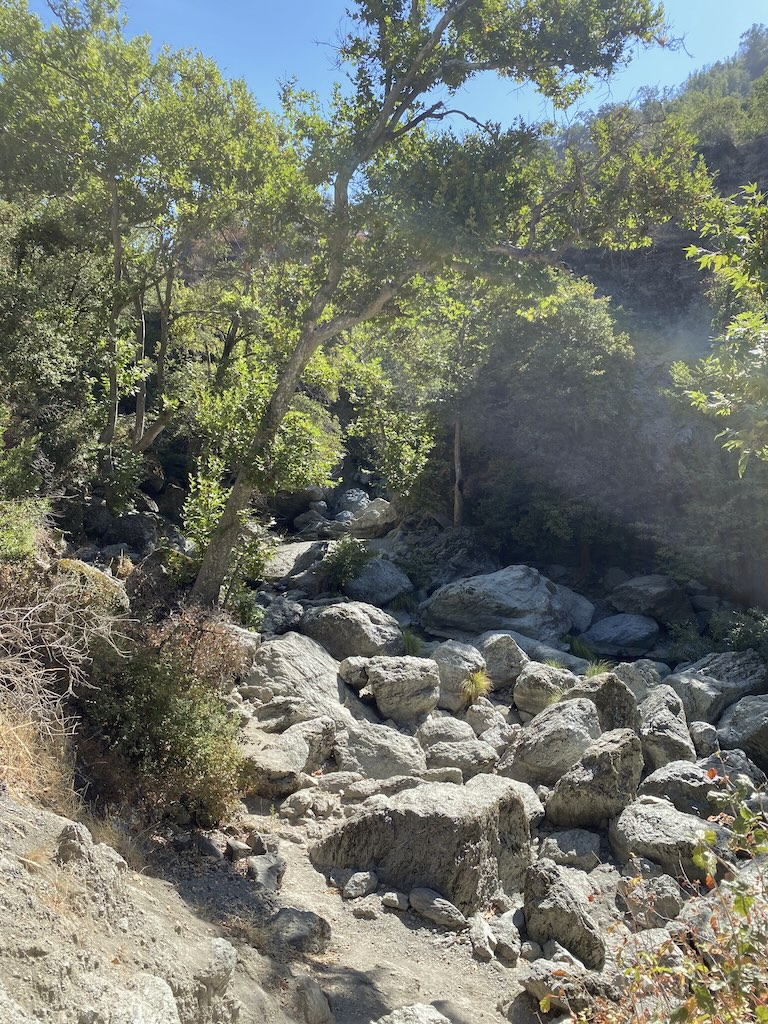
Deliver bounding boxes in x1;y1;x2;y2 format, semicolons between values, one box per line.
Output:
31;0;768;123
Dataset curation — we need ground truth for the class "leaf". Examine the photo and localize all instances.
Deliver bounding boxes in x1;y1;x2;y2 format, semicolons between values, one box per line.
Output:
706;767;718;780
755;1007;768;1022
733;891;755;917
538;994;552;1013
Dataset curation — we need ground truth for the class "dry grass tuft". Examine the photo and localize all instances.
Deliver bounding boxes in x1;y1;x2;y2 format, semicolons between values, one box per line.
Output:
0;709;80;816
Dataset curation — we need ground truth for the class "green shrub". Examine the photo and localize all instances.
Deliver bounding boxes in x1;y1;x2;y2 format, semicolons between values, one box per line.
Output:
670;607;768;664
461;668;492;706
0;498;47;562
85;650;244;826
322;535;374;593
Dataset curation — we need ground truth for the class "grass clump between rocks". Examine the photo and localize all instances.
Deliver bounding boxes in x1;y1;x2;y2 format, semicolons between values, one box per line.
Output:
461;668;492;706
585;659;614;677
402;628;423;656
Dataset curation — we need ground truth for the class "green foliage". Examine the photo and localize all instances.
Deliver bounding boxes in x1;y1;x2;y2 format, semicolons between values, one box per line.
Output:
675;184;768;475
0;404;39;498
402;628;423;657
0;498;47;562
671;607;768;665
322;536;374;594
182;457;230;557
85;649;244;825
104;443;146;514
460;668;492;706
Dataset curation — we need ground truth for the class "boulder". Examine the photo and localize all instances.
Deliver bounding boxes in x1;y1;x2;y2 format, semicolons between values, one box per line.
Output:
612;660;663;703
666;651;768;724
639;685;696;770
261;596;304;636
539;830;601;871
462;696;505;736
524;859;606;969
473;632;529;690
639;760;722;817
561;673;641;732
690;721;719;757
363;656;440;724
263;540;328;587
310;775;533;914
580;614;659;658
424;738;498;780
698;747;767;791
419;564;592;642
468;912;497;960
343;558;413;606
431;640;486;712
408;887;467;930
339;721;427;779
240;632;368;728
301;602;404;661
557;584;595;633
240;717;336;798
489;910;522;964
609;574;694;624
498;699;602;786
617;868;685;931
416;717;476;748
717;694;768;772
350;498;398;539
513;663;577;717
546;730;643;828
337;488;370;514
609;796;730;880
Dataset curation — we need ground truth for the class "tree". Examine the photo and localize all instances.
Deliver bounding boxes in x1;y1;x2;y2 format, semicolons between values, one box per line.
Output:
672;183;768;476
191;0;713;603
0;0;293;471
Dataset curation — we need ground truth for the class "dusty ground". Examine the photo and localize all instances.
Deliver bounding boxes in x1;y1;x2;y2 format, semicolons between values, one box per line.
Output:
0;784;547;1023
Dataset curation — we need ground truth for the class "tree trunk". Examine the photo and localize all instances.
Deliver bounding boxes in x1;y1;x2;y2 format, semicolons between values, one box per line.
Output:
132;290;146;447
453;417;464;528
99;178;123;466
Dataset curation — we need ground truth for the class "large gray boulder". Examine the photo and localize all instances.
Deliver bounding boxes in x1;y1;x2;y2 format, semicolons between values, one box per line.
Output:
609;796;730;881
338;721;427;779
612;660;663;703
499;698;602;787
609;574;694;624
240;632;369;728
240;717;336;798
717;694;768;772
546;729;643;828
310;776;533;914
343;557;413;606
513;662;577;717
419;565;593;642
263;540;327;584
639;685;696;770
424;738;498;780
431;640;486;712
473;632;530;690
561;672;641;732
524;859;606;969
580;614;659;657
638;760;721;817
301;602;404;660
363;656;440;724
416;717;476;748
666;651;768;724
478;629;589;673
350;497;398;538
